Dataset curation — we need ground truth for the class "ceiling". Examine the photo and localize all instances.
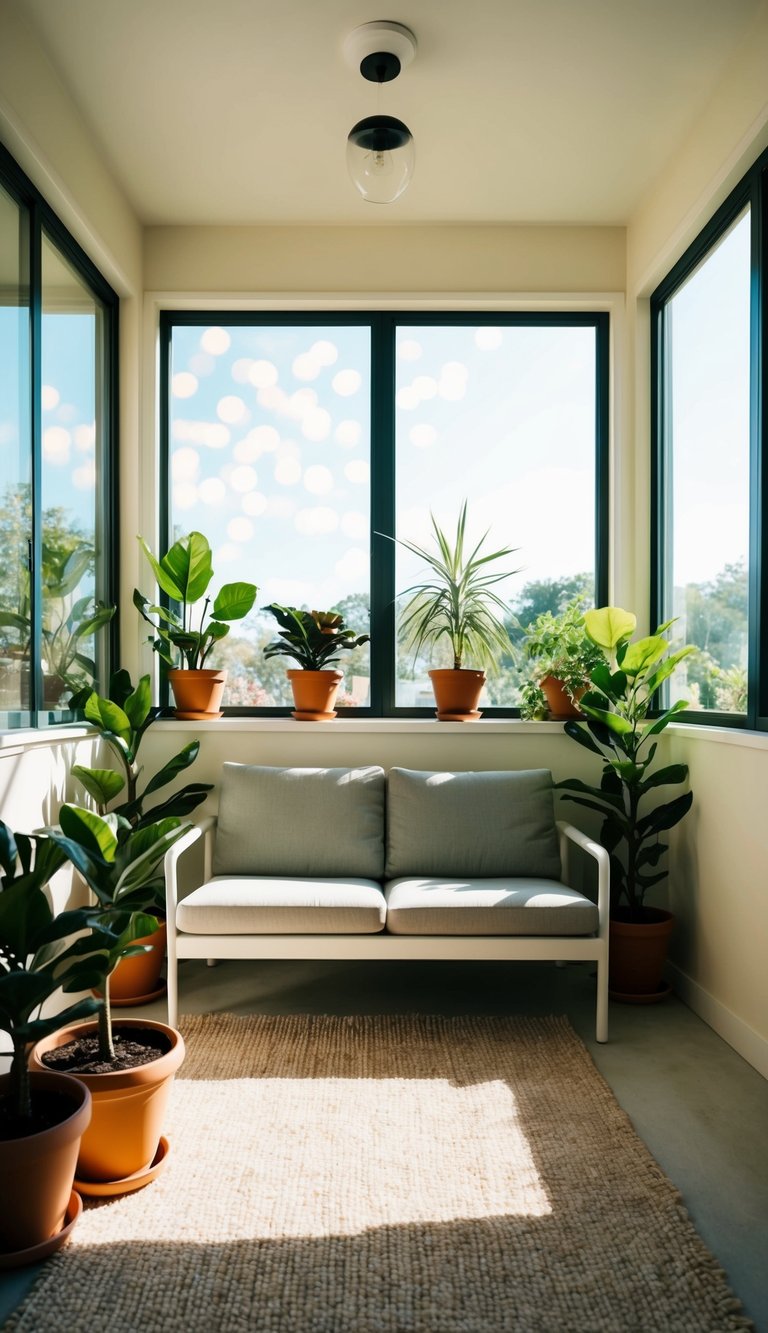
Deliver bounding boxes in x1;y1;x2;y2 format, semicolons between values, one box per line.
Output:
23;0;762;227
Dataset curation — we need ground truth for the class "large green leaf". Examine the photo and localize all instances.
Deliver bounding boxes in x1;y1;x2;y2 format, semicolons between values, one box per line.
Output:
643;646;697;697
124;674;152;730
584;607;636;651
0;880;51;959
636;790;694;838
138;535;184;602
58;804;118;862
562;721;605;757
619;635;667;676
85;693;131;745
579;703;634;736
135;783;212;826
555;776;625;812
143;741;201;796
161;531;213;605
212;582;258;622
638;763;689;792
72;765;125;806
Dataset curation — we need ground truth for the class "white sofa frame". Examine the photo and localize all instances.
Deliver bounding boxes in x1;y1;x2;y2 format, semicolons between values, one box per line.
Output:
164;817;611;1041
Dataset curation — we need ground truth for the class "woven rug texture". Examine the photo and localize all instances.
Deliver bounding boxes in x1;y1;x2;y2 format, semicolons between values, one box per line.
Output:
6;1013;751;1333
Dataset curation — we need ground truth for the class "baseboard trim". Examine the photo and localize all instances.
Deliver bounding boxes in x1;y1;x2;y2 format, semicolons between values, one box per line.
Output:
667;961;768;1080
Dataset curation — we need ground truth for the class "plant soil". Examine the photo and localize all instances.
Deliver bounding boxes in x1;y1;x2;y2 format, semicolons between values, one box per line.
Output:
40;1029;170;1076
0;1088;78;1141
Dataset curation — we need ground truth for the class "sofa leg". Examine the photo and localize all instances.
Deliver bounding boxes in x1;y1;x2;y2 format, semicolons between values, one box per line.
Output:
167;960;179;1029
207;958;218;968
595;956;608;1043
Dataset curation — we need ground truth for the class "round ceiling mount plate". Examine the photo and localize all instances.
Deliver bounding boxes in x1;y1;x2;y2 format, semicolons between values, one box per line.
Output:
343;21;417;75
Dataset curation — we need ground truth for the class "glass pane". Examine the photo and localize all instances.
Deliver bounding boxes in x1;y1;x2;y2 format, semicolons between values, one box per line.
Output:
664;210;750;712
168;324;371;708
394;323;597;706
0;183;31;715
41;233;107;708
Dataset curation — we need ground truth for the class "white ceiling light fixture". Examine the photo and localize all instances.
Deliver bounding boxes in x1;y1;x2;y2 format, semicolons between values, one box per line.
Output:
344;21;417;204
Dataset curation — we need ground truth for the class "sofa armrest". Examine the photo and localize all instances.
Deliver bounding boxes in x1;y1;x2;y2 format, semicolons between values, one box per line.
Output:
164;816;217;922
557;821;610;938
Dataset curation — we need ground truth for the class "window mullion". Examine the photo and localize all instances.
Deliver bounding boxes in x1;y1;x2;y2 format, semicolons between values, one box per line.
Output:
369;314;396;715
30;201;42;722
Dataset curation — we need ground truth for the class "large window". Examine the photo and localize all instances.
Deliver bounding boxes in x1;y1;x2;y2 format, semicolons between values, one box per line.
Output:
653;147;768;729
162;312;608;714
0;145;117;727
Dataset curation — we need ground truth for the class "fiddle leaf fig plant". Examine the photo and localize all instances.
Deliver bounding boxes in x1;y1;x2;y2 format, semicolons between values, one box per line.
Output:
557;606;695;919
263;605;370;671
0;821;101;1123
134;531;257;670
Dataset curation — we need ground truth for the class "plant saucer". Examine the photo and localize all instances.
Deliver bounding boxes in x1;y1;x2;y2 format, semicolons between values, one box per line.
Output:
291;710;338;722
172;710;223;721
435;710;483;722
609;981;673;1005
74;1135;170;1198
0;1191;82;1270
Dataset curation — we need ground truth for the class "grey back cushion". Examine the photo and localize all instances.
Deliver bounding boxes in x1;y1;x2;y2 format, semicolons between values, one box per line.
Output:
213;764;386;878
385;767;561;880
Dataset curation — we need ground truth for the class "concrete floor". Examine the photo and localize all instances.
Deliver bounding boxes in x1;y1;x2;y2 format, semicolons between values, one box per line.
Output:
2;959;767;1329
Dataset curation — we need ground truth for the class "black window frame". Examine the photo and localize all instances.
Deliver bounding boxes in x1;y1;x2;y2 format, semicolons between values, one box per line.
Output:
160;309;610;717
0;141;119;730
651;145;767;731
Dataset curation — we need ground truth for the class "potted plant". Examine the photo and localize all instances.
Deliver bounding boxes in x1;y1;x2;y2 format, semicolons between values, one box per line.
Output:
67;668;213;1002
0;539;114;709
31;806;189;1192
557;606;695;1000
134;530;258;718
520;596;606;719
0;820;98;1259
263;605;370;720
384;501;519;720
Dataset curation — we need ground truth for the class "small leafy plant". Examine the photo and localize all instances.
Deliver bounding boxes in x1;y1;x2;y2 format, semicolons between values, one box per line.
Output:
383;501;518;671
557;606;695;919
0;821;100;1124
520;596;605;717
134;531;258;670
263;605;370;671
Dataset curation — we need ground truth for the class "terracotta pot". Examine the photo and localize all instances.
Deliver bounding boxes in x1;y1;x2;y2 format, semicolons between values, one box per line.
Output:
287;668;343;720
540;674;586;719
609;909;675;1000
428;668;486;721
0;1070;91;1253
31;1018;185;1185
108;922;167;1004
168;668;226;719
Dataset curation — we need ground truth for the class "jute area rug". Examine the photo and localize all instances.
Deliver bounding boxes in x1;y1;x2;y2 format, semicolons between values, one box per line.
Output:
7;1014;750;1333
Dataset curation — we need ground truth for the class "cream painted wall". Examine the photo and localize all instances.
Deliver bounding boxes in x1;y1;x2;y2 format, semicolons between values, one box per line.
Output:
144;223;625;296
624;2;768;1075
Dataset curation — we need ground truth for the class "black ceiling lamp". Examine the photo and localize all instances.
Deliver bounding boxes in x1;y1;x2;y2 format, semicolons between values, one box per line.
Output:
344;21;417;204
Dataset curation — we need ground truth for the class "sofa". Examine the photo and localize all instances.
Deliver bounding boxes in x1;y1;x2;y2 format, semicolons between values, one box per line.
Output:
164;764;610;1040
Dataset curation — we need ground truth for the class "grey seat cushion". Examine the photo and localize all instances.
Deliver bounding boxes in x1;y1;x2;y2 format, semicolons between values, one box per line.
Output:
385;767;561;880
384;877;599;937
213;764;386;878
177;877;387;935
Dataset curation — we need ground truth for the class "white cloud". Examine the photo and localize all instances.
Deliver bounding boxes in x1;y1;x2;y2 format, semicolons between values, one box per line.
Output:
302;407;332;442
41;384;60;411
475;327;503;350
409;424;438;449
287;388;318;420
292;352;321;381
57;403;77;424
248;359;279;388
269;577;312;605
217;395;248;425
311;339;339;367
257;384;288;413
266;497;297;519
74;423;96;452
304;464;334;495
201;327;231;356
172;447;201;480
173;481;199;510
0;422;16;446
189;352;216;378
274;457;302;486
396;387;419;411
335;419;361;447
412;375;438;400
229;464;258;493
438;361;469;401
198;477;227;505
235;425;280;461
172;372;198;399
231;358;254;383
341;510;367;539
173;420;230;449
397;339;422;362
344;460;369;485
214;542;239;564
332;369;362;397
335;547;369;581
241;490;268;516
43;426;70;464
295;506;339;536
72;461;96;491
227;516;254;543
